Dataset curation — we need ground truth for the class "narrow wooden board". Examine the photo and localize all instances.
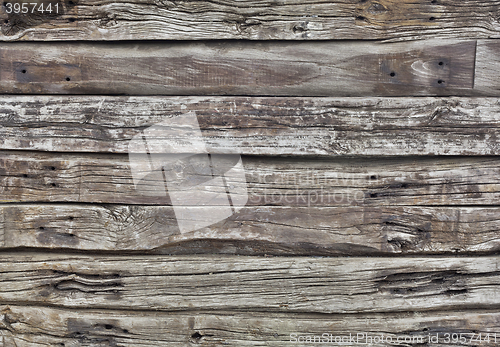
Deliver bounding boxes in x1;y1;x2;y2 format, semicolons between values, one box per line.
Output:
2;96;500;155
1;0;500;42
0;40;476;96
2;204;500;255
1;254;500;314
1;305;499;346
2;152;500;207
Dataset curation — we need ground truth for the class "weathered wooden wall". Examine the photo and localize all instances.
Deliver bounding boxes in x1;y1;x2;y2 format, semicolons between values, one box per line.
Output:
1;0;500;346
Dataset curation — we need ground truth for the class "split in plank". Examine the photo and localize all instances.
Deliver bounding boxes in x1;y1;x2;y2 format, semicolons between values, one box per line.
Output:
1;0;500;42
3;96;500;155
1;254;500;313
1;305;499;346
0;40;477;96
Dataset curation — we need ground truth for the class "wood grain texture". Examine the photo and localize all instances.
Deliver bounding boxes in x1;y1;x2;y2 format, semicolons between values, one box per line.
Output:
0;40;477;96
2;152;500;207
1;305;500;346
1;1;499;341
2;204;500;255
1;0;500;42
1;254;500;314
2;96;500;155
475;40;500;95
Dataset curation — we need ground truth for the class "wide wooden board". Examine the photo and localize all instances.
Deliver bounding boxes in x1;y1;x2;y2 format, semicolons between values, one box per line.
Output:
2;204;500;255
0;40;477;96
2;96;500;155
1;305;499;346
3;152;500;206
1;254;499;314
1;0;500;42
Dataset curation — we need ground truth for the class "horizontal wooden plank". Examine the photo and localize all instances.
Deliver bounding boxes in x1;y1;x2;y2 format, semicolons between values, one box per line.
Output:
1;0;500;42
2;204;500;255
1;254;499;314
1;305;499;346
2;96;500;155
0;40;478;96
2;152;500;207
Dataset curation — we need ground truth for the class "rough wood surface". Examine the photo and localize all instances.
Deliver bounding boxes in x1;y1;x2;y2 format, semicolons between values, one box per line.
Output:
1;305;500;346
2;96;500;155
475;40;500;96
1;1;499;340
2;204;500;255
0;254;499;314
2;151;500;207
1;0;500;42
0;40;477;96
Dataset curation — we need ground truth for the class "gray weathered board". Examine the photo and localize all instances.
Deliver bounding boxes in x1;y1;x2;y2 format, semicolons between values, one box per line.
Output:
3;152;500;206
0;0;500;42
3;204;500;254
1;254;500;314
0;39;498;96
0;39;485;96
2;305;500;346
1;96;500;155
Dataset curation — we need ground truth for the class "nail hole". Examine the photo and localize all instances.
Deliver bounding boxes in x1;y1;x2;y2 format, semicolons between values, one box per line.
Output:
51;183;57;187
68;216;74;221
192;332;202;340
22;174;28;178
123;329;129;333
438;79;445;84
369;193;378;198
3;19;8;24
389;72;396;77
370;175;377;180
438;61;444;65
39;227;45;230
356;16;365;21
429;16;436;21
105;324;113;330
68;0;74;4
68;17;75;22
431;0;437;3
21;69;27;74
66;77;71;81
50;166;56;170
